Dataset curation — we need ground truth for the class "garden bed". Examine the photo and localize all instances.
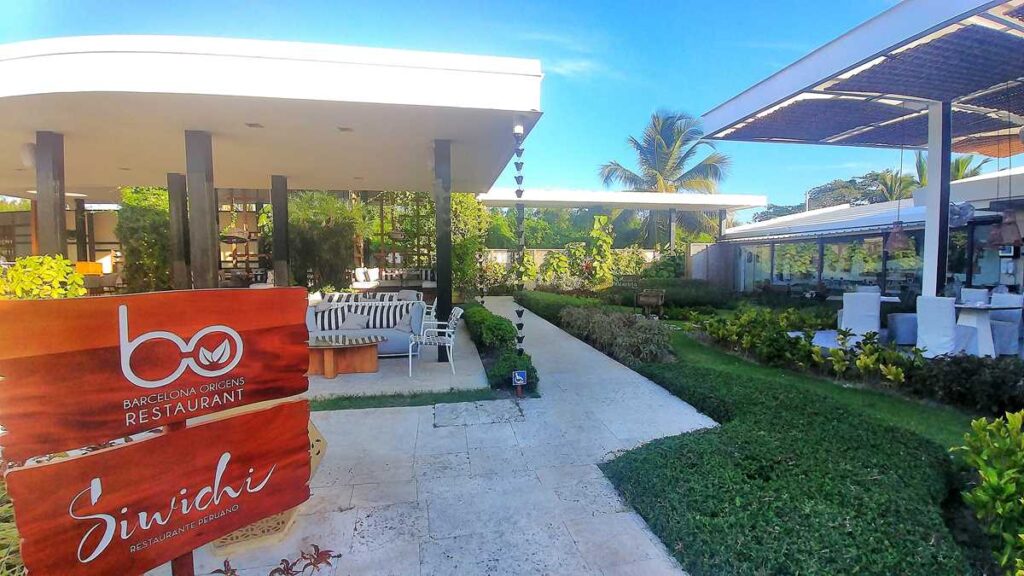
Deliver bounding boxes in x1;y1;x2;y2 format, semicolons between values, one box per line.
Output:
461;302;539;393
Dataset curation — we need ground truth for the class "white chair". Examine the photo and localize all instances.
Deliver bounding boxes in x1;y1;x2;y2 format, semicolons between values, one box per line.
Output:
916;296;976;358
810;292;881;348
424;297;437;322
409;307;464;376
960;287;989;305
397;289;423;301
989;292;1023;356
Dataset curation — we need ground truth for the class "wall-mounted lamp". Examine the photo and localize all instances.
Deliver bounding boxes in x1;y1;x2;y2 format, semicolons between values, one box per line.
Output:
20;143;36;169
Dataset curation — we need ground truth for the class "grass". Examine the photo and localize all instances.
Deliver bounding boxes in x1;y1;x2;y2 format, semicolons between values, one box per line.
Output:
310;387;499;411
666;324;974;449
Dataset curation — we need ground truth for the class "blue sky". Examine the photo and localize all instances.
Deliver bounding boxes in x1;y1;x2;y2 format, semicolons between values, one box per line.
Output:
2;0;1002;213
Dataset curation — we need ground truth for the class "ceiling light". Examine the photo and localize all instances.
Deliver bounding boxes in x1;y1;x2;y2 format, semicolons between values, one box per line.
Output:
245;122;264;129
20;142;35;168
336;126;354;133
353;176;364;181
118;167;131;171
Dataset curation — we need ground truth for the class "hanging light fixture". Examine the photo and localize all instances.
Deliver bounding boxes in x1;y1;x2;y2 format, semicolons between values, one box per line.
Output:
987;81;1021;247
885;101;911;253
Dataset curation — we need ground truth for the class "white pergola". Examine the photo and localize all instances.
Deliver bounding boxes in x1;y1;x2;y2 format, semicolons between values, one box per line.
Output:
702;0;1024;296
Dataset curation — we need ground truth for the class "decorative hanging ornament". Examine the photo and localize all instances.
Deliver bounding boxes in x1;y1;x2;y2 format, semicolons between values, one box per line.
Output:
884;222;911;252
989;210;1023;247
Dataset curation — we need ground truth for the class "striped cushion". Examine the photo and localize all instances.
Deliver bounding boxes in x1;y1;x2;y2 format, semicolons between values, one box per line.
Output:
324;292;360;304
362;292;399;302
315;302;415;331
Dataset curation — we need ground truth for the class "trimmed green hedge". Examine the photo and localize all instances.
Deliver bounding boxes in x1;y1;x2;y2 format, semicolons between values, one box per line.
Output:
600;278;732;309
461;302;538;393
601;359;970;575
513;291;603;324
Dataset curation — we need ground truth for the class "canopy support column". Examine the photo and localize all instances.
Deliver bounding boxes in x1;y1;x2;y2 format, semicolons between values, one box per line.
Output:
668;209;677;248
74;199;87;261
434;139;453;362
34;131;66;256
185;130;218;289
167;173;190;289
922;102;952;297
271;175;290;286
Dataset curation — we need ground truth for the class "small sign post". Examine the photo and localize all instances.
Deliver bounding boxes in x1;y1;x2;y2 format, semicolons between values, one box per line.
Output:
0;288;313;576
512;369;527;398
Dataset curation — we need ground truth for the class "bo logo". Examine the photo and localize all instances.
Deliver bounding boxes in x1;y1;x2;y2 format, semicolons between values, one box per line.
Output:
118;305;244;389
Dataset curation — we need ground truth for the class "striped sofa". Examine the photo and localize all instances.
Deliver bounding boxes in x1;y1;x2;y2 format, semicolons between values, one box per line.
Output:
305;301;426;356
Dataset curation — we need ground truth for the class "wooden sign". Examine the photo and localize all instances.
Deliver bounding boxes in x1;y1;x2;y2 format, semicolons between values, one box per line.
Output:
0;288;310;461
5;400;311;576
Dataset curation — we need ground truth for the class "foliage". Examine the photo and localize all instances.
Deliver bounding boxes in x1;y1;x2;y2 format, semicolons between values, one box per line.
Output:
601;278;731;310
600;110;731;242
805;176;880;209
487;349;539;392
587;215;614;287
451;193;490;296
538;251;571;286
116;186;173;292
0;198;29;212
514;290;603;324
868;168;918;201
558;306;672;366
773;242;817;279
753;203;804;222
603;354;970;575
310;388;497;411
908;355;1024;416
955;411;1024;572
915;151;992;186
262;191;365;289
0;481;21;576
0;254;86;300
642;249;686;279
463;304;517;351
610;246;647;277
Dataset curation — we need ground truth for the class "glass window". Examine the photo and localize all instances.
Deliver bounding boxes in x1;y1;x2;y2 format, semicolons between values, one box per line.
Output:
773;242;819;289
736;244;771;292
885;229;924;296
947;229;969;285
822;237;883;292
971;224;1001;287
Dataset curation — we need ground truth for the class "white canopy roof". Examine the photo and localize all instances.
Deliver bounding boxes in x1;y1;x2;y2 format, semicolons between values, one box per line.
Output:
0;35;543;201
478;188;766;212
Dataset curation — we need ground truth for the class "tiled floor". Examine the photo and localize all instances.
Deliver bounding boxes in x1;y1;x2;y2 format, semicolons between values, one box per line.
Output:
152;297;714;575
306;326;488;397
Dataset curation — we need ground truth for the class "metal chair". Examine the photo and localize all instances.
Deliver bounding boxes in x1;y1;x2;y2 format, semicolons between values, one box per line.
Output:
409;306;463;376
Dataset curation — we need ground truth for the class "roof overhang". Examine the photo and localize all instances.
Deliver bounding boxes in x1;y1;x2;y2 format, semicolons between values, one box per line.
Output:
0;35;543;202
478;188;766;212
702;0;1024;156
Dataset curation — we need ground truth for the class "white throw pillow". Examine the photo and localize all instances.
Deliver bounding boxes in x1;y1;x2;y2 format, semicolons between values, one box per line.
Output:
367;268;380;282
308;291;323;306
395;312;413;332
354;267;368;282
340;312;370;330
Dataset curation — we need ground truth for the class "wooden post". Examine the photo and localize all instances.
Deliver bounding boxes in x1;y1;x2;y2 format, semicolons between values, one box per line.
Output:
271;175;290;286
74;199;87;261
34;131;66;256
185;131;218;289
167;173;190;289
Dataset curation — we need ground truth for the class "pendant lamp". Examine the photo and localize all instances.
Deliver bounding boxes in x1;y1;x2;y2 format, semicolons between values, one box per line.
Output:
885;221;911;252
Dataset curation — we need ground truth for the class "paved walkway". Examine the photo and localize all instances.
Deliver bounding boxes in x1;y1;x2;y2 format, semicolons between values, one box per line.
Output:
171;296;714;576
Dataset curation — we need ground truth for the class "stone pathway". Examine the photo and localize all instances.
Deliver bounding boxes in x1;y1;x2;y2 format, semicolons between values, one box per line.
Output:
159;296;714;576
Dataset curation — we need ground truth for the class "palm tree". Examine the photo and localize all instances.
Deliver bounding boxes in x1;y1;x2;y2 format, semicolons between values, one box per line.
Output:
914;151;991;186
599;111;730;246
869;169;918;201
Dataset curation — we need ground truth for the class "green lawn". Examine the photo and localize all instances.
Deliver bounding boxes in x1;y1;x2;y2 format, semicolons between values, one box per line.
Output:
666;324;974;449
310;388;499;411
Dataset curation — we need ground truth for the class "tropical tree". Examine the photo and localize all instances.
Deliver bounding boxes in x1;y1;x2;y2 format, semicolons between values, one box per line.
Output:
868;169;918;201
599;111;730;246
914;151;991;186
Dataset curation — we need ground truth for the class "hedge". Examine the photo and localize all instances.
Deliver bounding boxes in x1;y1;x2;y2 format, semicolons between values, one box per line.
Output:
461;302;538;393
602;360;970;575
513;290;603;324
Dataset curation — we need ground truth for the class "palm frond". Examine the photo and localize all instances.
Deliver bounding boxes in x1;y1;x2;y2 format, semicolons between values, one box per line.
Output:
599;161;647;190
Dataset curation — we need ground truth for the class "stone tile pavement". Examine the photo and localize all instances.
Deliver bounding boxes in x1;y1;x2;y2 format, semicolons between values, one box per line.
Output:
152;296;714;575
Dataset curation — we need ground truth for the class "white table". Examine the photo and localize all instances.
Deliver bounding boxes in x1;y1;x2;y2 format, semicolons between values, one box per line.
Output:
955;303;1023;358
826;295;901;303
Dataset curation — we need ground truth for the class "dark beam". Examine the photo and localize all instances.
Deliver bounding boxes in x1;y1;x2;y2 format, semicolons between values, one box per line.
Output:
74;199;87;261
34;131;66;256
184;131;218;289
434;140;453;362
271;175;290;286
86;211;96;261
167;173;190;289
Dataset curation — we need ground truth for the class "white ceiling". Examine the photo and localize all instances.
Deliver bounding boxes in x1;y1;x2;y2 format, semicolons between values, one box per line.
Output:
0;36;543;201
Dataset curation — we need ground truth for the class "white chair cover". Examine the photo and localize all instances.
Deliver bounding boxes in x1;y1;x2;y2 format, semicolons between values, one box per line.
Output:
841;292;881;339
990;293;1023;356
916;296;974;358
960;287;990;305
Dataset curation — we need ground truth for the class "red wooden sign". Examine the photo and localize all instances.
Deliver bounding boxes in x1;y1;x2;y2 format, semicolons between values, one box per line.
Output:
4;400;311;576
0;288;309;461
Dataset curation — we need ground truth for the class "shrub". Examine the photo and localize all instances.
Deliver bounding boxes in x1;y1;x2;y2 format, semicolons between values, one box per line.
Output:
603;359;969;575
463;304;516;351
487;349;539;393
115;187;173;292
908;355;1024;415
559;306;671;366
514;290;602;324
955;411;1024;571
0;480;20;576
601;279;732;310
0;255;86;300
643;248;687;279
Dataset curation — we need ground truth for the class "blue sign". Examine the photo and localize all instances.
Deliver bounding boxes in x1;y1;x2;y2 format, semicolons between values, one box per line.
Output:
512;370;527;387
